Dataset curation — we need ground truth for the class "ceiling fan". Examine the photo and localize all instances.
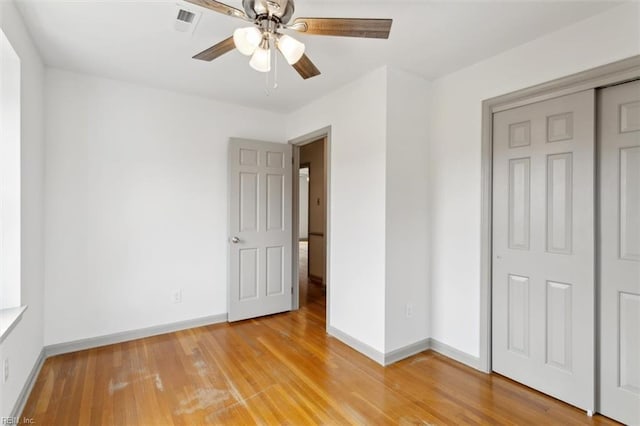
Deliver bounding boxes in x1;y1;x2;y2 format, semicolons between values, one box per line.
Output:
185;0;392;79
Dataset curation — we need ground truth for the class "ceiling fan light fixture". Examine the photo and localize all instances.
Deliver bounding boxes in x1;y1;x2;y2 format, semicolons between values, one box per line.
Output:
276;34;305;65
233;26;262;56
187;0;393;81
249;42;271;72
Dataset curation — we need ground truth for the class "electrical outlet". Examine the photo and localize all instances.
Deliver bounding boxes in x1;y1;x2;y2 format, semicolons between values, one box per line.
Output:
173;289;182;304
405;303;414;318
3;358;9;383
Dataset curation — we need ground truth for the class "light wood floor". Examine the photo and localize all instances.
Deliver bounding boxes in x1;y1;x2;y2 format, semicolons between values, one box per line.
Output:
22;242;617;425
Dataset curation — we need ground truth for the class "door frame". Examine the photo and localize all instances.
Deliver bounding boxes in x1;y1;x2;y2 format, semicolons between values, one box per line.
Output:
479;55;640;374
289;126;331;329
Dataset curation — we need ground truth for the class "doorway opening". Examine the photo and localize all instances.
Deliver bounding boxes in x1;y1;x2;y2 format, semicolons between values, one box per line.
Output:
291;127;330;328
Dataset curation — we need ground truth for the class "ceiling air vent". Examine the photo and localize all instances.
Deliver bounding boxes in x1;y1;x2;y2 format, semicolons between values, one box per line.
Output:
177;9;195;23
173;7;201;34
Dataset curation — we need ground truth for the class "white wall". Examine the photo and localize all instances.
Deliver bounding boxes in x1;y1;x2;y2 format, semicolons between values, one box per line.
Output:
0;26;21;310
286;68;388;352
428;2;640;357
286;66;431;357
44;69;286;345
385;68;430;353
44;64;425;363
0;0;45;416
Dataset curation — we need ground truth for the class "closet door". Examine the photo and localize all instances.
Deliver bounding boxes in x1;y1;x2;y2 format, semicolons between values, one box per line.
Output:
492;90;595;411
599;80;640;425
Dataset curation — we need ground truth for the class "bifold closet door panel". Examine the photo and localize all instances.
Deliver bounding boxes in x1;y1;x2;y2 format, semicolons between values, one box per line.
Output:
492;90;595;412
599;80;640;426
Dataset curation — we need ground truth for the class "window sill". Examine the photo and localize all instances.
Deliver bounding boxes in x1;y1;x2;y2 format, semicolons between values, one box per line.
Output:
0;305;28;344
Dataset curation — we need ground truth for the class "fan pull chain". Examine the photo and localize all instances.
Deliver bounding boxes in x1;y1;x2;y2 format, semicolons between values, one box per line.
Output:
264;38;278;96
273;38;278;90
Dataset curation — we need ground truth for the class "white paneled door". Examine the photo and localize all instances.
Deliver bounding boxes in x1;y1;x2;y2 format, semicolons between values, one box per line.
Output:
492;90;595;411
599;80;640;425
228;138;292;322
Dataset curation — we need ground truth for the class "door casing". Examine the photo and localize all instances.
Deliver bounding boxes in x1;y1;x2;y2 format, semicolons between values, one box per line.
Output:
289;127;331;330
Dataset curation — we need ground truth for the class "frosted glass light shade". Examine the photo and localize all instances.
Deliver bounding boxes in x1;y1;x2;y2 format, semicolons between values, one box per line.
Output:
249;46;271;72
233;27;262;56
277;34;305;65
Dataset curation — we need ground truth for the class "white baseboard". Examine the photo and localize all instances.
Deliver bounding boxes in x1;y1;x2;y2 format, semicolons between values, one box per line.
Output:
327;328;431;367
428;338;482;371
45;314;228;357
384;339;431;365
11;348;46;418
326;326;482;371
327;326;385;365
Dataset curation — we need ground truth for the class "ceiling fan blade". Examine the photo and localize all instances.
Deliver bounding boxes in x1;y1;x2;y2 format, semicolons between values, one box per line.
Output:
185;0;249;21
291;18;392;39
193;37;236;61
292;54;321;80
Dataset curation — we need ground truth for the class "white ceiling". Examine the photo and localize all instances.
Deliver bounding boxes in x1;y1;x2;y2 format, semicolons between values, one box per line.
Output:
16;0;620;112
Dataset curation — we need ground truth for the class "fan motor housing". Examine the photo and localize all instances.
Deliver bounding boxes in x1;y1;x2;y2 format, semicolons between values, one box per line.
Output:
242;0;294;24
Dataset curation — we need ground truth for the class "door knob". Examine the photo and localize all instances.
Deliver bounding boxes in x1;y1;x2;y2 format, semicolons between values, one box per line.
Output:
231;236;240;244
